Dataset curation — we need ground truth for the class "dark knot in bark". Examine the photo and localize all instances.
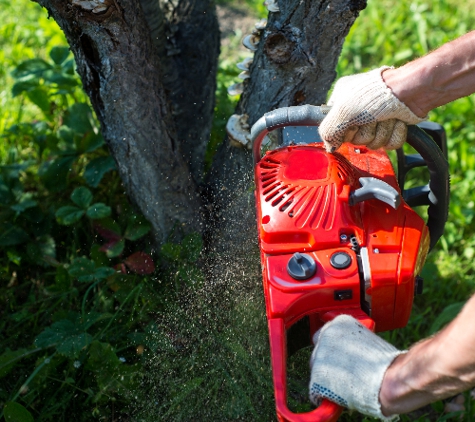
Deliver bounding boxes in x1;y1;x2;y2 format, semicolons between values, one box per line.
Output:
349;0;368;12
264;32;295;64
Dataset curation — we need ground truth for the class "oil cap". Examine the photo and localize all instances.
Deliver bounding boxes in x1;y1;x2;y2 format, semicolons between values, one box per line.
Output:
287;252;316;280
330;251;352;269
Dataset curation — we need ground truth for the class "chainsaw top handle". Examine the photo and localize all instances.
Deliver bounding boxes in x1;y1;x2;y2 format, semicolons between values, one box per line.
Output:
250;104;449;250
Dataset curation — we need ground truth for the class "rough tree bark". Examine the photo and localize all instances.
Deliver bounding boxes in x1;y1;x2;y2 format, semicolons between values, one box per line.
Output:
35;0;220;244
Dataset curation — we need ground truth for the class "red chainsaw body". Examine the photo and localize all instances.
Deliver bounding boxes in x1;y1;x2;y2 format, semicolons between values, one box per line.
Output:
254;142;430;421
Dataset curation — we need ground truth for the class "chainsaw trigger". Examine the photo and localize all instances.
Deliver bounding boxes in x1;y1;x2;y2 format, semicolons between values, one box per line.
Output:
349;177;401;209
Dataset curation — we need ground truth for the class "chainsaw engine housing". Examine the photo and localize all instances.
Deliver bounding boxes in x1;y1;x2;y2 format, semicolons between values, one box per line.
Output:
256;142;429;333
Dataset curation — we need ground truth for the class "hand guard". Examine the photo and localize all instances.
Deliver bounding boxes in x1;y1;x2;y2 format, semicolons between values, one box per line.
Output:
309;315;404;421
319;66;425;152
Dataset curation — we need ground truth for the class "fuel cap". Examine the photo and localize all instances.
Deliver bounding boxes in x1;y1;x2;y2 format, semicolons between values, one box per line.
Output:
330;251;352;269
287;252;316;280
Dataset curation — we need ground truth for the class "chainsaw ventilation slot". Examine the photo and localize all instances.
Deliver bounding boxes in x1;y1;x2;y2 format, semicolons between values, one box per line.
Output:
336;161;354;182
262;174;278;184
263;182;282;196
265;157;281;165
271;187;294;207
259;158;281;170
280;199;293;212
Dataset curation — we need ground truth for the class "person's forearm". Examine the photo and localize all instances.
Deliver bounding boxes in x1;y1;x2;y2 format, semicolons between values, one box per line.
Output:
380;294;475;415
382;31;475;117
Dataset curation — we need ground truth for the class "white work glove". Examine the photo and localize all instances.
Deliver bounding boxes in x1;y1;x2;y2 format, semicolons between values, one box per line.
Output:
309;315;404;421
319;66;425;152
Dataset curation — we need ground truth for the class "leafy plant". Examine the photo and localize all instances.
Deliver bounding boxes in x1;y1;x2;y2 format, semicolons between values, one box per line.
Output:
55;186;111;225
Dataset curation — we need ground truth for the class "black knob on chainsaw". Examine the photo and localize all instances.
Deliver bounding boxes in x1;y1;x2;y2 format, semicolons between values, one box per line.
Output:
330;251;352;269
287;252;316;280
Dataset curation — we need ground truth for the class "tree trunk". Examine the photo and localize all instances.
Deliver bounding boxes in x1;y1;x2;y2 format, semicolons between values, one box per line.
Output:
35;0;220;243
205;0;367;304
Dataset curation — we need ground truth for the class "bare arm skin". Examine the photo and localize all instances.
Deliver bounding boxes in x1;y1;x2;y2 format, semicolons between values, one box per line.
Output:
383;30;475;117
380;294;475;416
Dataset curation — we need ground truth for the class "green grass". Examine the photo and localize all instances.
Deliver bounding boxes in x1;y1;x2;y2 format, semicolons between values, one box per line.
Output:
2;0;475;420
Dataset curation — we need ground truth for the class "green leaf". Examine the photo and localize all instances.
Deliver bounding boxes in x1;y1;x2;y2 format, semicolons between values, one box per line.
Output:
178;264;203;285
93;267;116;279
86;203;111;219
161;242;182;261
67;257;114;282
71;186;93;208
57;126;75;146
50;46;70;65
94;217;122;239
44;70;78;89
37;235;56;259
430;302;465;334
11;197;37;214
26;87;51;115
0;226;29;246
12;58;52;79
77;131;104;154
7;250;22;266
124;216;151;241
63;103;93;135
54;266;71;292
103;238;125;258
63;59;75;75
55;205;85;225
84;156;116;187
26;235;56;265
3;402;33;422
41;156;76;192
11;77;40;97
67;257;96;282
181;233;203;262
35;318;93;357
44;133;61;153
90;243;109;267
0;349;28;378
86;340;139;398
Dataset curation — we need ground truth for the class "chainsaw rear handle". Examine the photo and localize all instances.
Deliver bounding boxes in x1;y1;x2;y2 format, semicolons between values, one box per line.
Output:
250;104;449;250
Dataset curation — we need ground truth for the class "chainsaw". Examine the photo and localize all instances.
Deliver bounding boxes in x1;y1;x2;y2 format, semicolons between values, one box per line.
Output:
250;105;450;422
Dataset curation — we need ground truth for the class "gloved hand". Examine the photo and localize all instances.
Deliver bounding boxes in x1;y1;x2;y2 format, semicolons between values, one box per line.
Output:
319;66;425;152
309;315;404;421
